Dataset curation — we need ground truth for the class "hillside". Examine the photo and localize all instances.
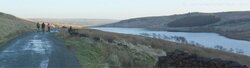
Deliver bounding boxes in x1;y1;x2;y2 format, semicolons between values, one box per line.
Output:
101;11;250;41
57;28;250;67
167;15;221;27
27;18;118;26
0;12;34;46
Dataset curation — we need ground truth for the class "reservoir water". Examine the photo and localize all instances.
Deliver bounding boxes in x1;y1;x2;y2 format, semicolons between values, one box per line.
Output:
92;27;250;56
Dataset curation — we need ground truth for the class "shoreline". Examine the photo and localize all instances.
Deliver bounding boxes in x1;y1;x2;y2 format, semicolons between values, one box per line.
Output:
93;26;250;42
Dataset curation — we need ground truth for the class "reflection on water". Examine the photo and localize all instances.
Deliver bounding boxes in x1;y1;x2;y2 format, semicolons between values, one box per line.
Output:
92;27;250;56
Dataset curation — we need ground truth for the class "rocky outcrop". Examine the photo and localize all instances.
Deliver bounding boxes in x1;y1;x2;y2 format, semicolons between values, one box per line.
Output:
156;49;248;68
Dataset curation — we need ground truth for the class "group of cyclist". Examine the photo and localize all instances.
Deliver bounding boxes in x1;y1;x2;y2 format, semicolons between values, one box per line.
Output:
36;22;52;32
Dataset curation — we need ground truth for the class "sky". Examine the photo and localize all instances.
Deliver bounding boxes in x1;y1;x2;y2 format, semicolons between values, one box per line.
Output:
1;0;250;19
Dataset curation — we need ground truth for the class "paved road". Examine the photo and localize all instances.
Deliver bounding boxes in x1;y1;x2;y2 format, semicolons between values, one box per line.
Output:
0;32;81;68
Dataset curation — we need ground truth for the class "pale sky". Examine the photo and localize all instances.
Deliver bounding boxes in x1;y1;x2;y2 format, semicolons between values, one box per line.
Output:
1;0;250;19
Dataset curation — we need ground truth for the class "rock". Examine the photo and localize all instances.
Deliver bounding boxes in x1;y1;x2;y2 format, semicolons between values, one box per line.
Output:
70;31;79;36
155;49;247;68
79;33;88;37
93;37;101;41
229;62;243;67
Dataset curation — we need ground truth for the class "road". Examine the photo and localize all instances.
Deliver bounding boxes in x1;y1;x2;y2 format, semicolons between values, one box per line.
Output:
0;32;82;68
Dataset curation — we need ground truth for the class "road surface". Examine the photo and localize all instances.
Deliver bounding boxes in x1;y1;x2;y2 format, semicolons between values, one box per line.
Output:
0;32;81;68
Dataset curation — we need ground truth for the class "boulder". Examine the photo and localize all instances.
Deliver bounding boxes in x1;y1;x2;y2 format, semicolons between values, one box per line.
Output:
155;49;247;68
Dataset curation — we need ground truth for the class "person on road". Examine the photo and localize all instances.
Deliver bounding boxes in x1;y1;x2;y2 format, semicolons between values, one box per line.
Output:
36;22;40;32
68;26;73;33
47;23;51;32
41;22;46;32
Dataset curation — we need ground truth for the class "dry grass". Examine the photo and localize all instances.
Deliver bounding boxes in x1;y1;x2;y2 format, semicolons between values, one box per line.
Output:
73;29;250;66
57;29;160;68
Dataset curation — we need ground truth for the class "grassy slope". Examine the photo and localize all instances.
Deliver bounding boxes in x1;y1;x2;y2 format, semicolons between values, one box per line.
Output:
57;29;250;67
57;29;164;68
219;31;250;41
167;15;221;27
0;12;34;46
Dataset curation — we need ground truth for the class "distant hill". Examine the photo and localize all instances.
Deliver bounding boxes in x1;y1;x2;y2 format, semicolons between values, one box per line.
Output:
103;11;250;31
101;11;250;41
27;18;119;26
0;12;34;45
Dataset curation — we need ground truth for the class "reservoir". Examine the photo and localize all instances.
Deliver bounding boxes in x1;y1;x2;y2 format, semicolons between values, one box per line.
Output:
92;27;250;56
